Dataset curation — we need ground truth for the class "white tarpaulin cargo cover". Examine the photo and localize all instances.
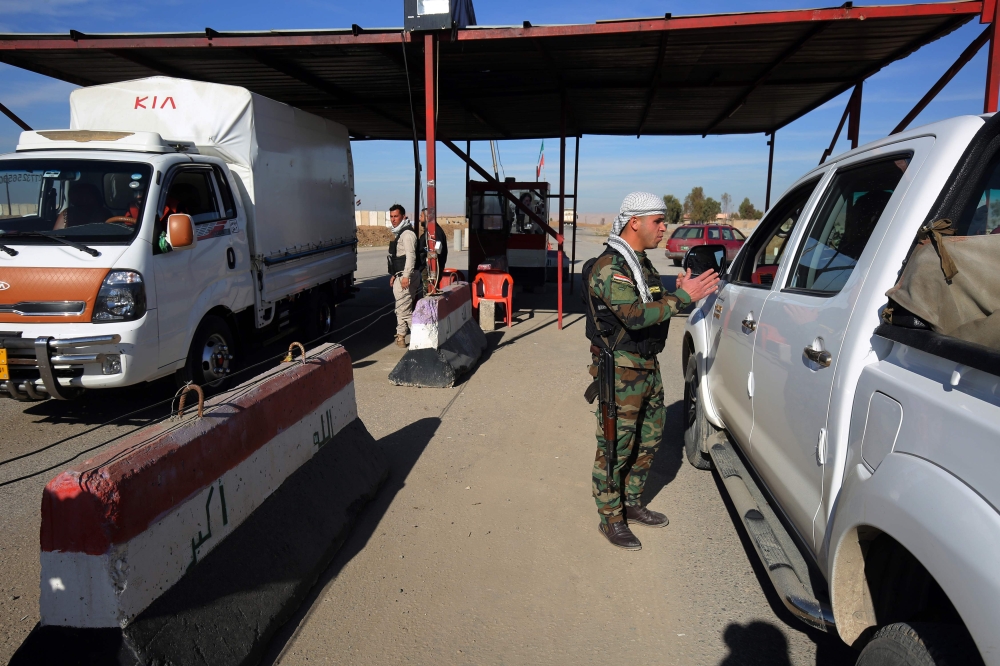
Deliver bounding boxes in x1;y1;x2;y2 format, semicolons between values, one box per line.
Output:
69;77;356;261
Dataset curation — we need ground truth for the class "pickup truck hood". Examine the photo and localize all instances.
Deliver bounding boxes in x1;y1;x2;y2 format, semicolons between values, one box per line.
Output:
0;244;132;324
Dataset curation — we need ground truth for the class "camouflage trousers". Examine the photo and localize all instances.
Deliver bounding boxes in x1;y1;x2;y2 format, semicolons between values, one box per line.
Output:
592;365;664;524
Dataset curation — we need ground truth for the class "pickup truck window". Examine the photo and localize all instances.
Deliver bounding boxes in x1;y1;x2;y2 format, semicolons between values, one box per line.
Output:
671;227;704;239
788;155;911;295
955;157;1000;236
0;159;153;244
730;178;819;287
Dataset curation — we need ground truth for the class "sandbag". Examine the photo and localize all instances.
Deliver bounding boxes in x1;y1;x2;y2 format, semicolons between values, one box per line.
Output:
886;232;1000;348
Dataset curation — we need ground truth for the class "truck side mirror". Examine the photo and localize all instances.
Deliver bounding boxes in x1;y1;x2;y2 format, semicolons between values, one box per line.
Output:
167;214;197;251
683;244;727;277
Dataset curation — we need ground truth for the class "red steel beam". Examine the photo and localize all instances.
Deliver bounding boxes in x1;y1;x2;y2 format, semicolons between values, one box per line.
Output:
455;2;982;41
986;1;1000;113
424;33;439;293
892;25;991;134
0;3;981;53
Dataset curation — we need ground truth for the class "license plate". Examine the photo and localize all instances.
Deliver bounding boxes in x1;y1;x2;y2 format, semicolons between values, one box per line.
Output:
0;349;7;381
680;245;689;250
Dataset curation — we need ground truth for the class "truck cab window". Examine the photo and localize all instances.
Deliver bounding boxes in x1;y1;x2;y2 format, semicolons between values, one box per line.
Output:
788;155;910;295
731;178;819;287
161;170;221;225
212;166;237;219
954;155;1000;236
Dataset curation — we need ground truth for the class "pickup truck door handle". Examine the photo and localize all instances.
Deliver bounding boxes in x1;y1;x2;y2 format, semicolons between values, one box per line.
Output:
741;316;757;332
804;347;832;367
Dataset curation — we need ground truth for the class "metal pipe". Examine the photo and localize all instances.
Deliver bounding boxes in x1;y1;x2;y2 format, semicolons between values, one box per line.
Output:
558;101;566;330
0;100;31;132
424;33;439;292
893;27;990;134
765;132;775;211
570;135;580;295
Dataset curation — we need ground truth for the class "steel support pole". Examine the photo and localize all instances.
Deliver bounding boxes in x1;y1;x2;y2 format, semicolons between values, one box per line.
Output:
0;101;31;132
570;136;580;295
765;132;775;211
465;140;470;255
987;6;1000;113
847;81;863;149
557;103;566;329
424;33;439;292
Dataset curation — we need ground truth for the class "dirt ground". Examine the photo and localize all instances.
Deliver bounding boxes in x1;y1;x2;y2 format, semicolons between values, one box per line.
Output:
0;231;855;665
261;234;857;666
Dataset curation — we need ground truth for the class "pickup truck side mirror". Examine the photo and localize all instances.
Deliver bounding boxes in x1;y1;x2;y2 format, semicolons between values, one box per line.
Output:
166;214;197;251
683;243;728;277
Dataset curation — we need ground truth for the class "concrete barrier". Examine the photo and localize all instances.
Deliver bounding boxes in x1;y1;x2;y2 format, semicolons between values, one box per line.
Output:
12;343;387;666
389;282;487;388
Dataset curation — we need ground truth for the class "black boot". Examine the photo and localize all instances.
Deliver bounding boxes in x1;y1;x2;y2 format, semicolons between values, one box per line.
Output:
625;504;669;528
598;519;641;550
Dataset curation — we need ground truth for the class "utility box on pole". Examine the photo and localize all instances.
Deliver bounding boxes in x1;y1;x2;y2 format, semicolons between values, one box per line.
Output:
404;0;477;32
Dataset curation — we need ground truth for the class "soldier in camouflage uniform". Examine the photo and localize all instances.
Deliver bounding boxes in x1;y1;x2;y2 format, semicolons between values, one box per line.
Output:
585;192;719;550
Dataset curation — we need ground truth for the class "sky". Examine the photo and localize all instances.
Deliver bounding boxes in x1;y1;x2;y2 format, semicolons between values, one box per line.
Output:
0;1;995;215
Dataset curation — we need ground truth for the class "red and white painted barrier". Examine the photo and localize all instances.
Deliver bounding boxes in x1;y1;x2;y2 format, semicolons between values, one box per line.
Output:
39;344;356;628
389;282;487;388
409;282;474;350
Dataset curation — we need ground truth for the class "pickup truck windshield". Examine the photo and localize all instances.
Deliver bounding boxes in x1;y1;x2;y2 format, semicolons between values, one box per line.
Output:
0;159;153;245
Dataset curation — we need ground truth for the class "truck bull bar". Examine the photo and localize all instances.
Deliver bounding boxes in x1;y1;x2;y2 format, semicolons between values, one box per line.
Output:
0;334;121;400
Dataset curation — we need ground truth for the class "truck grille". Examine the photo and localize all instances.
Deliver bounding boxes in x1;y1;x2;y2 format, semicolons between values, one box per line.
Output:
0;301;86;316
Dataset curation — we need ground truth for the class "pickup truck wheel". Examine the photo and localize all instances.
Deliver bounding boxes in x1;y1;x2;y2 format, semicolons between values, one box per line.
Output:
683;355;713;470
856;622;983;666
304;290;335;341
178;315;236;392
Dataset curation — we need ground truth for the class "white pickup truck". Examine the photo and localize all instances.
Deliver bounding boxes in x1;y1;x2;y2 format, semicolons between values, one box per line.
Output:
682;113;1000;665
0;77;356;399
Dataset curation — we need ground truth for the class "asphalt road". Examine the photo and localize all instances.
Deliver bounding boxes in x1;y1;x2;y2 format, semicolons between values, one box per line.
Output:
0;227;858;665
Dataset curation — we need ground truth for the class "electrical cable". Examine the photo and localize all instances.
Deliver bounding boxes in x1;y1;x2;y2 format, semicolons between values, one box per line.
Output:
0;295;403;484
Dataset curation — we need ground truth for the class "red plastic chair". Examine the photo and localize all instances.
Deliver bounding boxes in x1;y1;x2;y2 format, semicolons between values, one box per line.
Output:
439;268;466;287
472;271;514;327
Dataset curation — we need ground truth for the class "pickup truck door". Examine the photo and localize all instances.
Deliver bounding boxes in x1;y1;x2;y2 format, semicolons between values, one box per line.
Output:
707;180;821;449
749;151;916;550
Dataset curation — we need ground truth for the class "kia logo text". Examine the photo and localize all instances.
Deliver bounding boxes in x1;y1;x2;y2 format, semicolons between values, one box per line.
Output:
134;96;177;110
0;282;10;291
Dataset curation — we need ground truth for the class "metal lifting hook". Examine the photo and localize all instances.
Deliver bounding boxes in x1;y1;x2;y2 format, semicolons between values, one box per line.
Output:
177;383;205;419
283;341;307;364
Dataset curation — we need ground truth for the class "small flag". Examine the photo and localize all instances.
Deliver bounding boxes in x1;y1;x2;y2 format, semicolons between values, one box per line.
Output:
356;199;361;207
536;140;545;180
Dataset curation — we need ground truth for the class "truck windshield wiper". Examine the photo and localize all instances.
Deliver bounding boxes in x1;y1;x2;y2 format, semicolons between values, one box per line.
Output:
0;231;101;257
0;244;18;256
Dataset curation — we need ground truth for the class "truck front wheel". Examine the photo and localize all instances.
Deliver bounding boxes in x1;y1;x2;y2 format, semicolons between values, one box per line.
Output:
856;622;983;666
177;315;236;391
683;355;713;470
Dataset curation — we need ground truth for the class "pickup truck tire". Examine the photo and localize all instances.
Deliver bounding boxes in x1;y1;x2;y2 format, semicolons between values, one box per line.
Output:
178;315;236;392
683;355;713;470
856;622;984;666
304;289;335;341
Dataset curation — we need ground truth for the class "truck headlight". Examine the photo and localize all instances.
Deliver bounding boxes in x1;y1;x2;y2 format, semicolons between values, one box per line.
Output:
92;270;146;323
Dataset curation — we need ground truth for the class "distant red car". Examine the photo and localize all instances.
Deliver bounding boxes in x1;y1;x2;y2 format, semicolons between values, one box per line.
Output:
664;224;746;266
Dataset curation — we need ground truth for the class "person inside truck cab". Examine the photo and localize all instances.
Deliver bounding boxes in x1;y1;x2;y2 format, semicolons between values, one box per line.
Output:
52;182;112;230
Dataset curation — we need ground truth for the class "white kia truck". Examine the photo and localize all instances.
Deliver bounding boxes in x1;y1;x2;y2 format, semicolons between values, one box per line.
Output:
0;77;356;399
682;113;1000;665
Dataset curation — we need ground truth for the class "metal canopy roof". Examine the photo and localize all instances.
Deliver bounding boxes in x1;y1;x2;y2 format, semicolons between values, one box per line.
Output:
0;2;984;140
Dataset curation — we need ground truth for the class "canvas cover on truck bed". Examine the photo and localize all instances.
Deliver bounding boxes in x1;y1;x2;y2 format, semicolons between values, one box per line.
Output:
67;77;356;263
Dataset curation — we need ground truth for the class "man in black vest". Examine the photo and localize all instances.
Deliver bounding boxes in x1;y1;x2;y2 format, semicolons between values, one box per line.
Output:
388;204;420;348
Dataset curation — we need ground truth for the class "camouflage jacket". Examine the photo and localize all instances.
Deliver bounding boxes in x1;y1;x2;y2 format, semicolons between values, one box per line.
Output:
588;249;691;369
